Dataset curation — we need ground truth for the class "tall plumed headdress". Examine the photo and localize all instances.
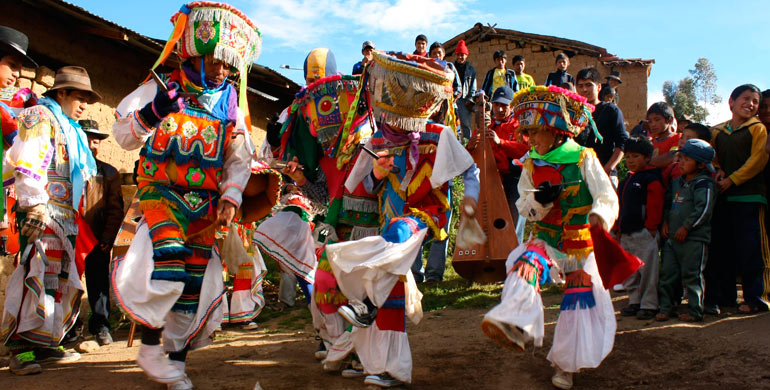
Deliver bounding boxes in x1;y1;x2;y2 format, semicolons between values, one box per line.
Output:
513;85;598;139
368;51;453;132
149;2;262;122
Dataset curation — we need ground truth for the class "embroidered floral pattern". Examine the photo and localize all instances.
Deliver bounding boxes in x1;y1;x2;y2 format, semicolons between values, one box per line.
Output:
195;21;216;44
183;191;204;208
21;110;41;129
182;121;199;138
160;116;178;134
185;167;206;187
142;160;159;176
201;125;217;144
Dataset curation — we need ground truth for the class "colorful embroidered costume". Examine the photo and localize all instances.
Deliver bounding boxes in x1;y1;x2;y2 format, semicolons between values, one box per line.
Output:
482;86;618;377
324;51;480;384
1;97;96;349
110;4;259;387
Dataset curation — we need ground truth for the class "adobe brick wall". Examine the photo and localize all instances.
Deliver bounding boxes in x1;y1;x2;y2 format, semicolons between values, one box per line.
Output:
446;38;652;126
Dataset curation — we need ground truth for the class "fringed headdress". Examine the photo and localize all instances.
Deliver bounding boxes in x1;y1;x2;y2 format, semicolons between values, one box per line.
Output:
513;85;599;139
369;51;453;132
149;2;262;124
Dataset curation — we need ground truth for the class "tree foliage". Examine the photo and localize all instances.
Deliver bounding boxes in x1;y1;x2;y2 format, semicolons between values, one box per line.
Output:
661;58;720;123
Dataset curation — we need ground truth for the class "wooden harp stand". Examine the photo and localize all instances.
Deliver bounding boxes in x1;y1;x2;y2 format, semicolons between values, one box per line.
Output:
452;93;519;283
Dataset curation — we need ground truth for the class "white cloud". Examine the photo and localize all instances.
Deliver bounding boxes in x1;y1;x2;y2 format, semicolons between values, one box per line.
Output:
246;0;487;49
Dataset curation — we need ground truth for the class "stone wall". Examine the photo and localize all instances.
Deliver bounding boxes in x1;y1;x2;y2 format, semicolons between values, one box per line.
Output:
445;38;652;126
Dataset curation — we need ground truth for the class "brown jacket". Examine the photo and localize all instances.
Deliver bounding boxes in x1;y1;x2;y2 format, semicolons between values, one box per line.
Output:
84;159;124;247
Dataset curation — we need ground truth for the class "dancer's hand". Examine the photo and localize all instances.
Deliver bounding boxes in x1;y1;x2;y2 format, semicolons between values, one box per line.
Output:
373;151;394;180
281;156;306;185
21;204;46;241
216;201;236;226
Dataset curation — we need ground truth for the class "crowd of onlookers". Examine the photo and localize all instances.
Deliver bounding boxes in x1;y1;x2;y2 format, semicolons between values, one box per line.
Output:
352;34;770;320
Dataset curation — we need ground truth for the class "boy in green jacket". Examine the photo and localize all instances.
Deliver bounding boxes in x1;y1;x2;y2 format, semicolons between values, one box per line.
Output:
657;139;717;322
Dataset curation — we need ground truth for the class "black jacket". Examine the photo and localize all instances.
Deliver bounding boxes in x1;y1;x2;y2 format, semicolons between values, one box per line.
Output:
453;61;477;100
481;68;518;97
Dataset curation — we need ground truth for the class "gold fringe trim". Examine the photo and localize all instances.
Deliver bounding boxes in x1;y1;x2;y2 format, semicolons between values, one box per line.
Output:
564;247;592;260
562;227;591;241
407;207;447;241
407;164;433;195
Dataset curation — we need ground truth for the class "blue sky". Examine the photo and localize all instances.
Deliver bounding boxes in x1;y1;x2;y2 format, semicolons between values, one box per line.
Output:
70;0;769;124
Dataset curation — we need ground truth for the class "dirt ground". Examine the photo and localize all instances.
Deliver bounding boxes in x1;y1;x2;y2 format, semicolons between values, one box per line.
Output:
2;290;769;390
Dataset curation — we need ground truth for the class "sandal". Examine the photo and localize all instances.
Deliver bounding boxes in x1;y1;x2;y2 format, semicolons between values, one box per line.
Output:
738;304;758;314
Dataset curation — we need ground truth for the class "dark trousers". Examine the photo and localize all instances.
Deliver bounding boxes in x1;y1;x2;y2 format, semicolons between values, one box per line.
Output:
85;246;111;334
706;201;770;310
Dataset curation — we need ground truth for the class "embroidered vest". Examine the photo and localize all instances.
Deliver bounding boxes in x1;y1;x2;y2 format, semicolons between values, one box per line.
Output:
138;103;234;191
531;155;593;259
370;124;450;239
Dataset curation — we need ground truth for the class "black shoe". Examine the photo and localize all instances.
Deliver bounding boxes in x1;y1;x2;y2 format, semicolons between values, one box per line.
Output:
9;351;41;376
95;327;113;346
338;300;378;328
33;346;81;363
704;304;720;316
636;309;657;320
621;304;640;317
314;339;327;361
364;373;404;388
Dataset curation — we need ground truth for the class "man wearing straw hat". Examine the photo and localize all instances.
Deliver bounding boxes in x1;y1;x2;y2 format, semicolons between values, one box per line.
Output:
111;2;258;389
1;65;101;375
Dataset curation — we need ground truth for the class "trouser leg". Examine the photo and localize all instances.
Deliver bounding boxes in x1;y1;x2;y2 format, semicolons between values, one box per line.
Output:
681;241;708;318
658;240;681;315
85;246;111;334
732;203;770;310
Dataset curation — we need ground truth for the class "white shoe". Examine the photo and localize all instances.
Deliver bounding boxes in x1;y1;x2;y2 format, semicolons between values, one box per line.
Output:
167;375;194;390
612;283;626;292
551;367;573;389
137;344;185;384
481;318;528;351
242;321;259;330
341;367;365;378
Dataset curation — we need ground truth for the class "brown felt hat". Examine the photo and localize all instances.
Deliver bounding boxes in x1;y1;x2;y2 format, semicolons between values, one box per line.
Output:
47;66;101;103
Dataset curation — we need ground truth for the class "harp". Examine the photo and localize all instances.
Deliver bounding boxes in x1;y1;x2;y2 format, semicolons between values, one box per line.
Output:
451;93;519;283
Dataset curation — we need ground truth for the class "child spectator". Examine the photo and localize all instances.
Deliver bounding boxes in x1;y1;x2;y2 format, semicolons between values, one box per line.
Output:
657;139;717;322
511;55;535;90
617;137;665;320
544;53;574;87
666;122;713;183
599;85;616;103
707;84;769;314
647;102;682;185
414;34;428;56
481;50;517;96
760;90;770;129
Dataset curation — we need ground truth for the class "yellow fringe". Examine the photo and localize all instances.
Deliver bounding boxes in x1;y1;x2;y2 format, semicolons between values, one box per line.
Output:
564;247;592;260
407;164;433;195
562;227;591;241
407;208;447;241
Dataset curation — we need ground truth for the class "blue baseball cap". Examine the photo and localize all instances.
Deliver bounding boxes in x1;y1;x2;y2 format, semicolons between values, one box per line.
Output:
678;139;715;173
491;86;514;105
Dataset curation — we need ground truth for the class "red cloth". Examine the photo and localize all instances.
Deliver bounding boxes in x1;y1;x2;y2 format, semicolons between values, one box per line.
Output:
590;224;643;288
653;132;682;186
472;115;528;174
74;213;98;277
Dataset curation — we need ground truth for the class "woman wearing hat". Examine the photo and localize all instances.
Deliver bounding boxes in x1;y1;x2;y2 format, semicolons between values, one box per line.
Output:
1;65;101;375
